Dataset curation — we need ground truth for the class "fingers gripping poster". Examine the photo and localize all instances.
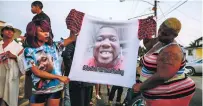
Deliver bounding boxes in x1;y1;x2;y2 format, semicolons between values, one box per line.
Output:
69;15;140;88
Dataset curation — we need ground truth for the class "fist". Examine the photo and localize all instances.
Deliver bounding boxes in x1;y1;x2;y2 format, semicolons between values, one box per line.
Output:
6;51;16;59
132;83;142;93
58;76;70;84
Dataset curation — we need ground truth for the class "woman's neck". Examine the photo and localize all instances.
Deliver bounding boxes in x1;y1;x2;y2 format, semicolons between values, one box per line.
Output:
36;10;42;14
160;40;175;45
3;38;13;48
37;40;45;47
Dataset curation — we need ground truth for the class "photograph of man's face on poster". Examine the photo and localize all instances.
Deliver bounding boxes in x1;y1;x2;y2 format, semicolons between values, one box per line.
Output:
83;25;131;76
69;16;140;87
94;26;121;68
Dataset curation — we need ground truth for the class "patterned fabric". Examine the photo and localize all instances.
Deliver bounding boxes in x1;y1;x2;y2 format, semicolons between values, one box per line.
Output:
138;16;156;39
164;17;181;34
65;9;156;39
140;43;195;99
24;43;63;94
66;9;85;34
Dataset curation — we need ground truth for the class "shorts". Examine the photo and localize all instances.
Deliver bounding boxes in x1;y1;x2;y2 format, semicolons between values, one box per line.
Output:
30;91;62;103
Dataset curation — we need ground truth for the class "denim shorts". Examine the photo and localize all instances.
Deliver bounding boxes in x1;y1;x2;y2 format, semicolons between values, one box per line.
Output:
30;91;62;103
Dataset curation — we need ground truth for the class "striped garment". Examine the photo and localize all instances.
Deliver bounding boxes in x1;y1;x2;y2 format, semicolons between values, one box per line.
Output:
140;43;195;99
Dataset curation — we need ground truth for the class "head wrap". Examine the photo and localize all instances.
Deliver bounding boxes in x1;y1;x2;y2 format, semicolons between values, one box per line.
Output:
163;17;181;34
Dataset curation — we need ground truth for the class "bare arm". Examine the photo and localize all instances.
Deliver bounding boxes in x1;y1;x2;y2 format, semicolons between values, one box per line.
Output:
31;66;59;79
63;31;77;47
139;45;182;92
31;65;69;84
7;48;24;60
143;38;159;51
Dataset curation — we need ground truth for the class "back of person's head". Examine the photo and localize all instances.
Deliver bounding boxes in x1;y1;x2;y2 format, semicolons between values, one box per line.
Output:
163;17;181;34
31;1;43;9
25;19;53;48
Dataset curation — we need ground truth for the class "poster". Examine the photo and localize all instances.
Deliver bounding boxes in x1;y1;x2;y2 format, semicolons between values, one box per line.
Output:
69;15;140;88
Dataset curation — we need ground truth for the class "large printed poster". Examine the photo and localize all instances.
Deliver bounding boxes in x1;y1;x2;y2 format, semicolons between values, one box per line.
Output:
69;15;140;88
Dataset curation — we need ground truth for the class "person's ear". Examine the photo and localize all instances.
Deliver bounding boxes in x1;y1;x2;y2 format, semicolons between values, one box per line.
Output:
36;6;40;10
174;33;178;37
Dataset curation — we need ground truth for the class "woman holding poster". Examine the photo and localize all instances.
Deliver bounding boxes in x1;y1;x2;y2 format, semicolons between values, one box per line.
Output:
133;18;195;106
24;20;76;106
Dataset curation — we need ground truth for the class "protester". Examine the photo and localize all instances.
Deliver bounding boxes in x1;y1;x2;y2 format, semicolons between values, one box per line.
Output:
95;84;101;99
122;58;143;106
61;42;74;106
24;20;76;106
62;41;94;106
24;1;54;99
0;25;24;106
95;84;110;99
133;17;196;106
31;1;54;38
108;85;123;105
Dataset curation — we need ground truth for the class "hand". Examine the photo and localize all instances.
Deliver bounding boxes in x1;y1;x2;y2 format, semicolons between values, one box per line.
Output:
0;52;8;63
58;76;70;84
132;83;142;93
69;31;78;41
58;41;64;50
6;51;17;60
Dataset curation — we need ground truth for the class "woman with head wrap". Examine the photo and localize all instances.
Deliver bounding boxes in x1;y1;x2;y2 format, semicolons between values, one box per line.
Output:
133;18;195;106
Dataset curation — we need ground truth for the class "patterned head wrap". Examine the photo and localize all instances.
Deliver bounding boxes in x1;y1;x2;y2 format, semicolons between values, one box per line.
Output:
163;17;181;34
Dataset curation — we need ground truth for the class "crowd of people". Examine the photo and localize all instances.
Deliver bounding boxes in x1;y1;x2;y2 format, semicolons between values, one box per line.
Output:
0;1;195;106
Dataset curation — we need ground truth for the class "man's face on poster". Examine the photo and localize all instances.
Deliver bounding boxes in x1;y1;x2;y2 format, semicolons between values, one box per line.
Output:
36;51;54;73
93;27;120;66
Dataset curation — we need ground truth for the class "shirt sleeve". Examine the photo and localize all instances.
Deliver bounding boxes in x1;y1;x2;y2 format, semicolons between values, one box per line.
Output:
24;48;35;71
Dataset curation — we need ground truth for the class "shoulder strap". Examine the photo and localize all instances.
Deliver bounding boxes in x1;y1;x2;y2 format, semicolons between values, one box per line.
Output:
156;42;178;53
